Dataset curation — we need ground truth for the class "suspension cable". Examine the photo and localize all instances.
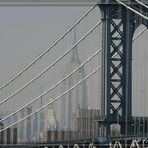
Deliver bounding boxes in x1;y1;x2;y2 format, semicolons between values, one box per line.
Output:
0;31;146;140
0;49;102;123
0;66;101;133
0;4;97;92
0;24;146;124
114;1;148;134
0;1;146;107
0;21;102;107
111;27;147;58
115;0;148;20
0;10;147;131
133;27;147;41
135;0;148;9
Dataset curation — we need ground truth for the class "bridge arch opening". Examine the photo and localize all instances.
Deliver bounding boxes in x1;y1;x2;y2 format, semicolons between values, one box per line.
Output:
132;24;148;135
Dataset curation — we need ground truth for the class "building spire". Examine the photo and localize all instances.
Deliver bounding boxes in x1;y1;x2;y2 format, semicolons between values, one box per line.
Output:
70;27;81;64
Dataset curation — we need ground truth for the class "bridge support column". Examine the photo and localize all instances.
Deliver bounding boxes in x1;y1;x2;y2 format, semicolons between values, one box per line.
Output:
97;1;148;139
98;3;135;137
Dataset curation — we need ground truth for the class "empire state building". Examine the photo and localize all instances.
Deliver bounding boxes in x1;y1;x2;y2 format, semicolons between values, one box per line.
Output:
61;27;88;131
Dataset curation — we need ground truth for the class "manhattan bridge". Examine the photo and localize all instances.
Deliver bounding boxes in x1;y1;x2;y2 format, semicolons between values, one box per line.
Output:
0;0;148;147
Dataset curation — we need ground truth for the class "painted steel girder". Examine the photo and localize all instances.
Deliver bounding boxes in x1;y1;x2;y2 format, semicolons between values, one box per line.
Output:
98;2;148;136
109;19;125;120
99;5;134;136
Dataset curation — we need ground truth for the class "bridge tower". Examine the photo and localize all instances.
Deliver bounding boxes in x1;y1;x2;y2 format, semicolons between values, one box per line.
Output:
97;0;148;137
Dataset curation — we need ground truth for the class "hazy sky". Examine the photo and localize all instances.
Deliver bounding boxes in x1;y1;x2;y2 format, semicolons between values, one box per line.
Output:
0;5;148;118
0;5;102;116
0;6;103;136
0;6;92;84
0;5;148;142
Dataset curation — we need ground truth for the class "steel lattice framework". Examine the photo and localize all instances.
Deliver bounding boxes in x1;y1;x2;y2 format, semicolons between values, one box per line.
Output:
97;0;148;137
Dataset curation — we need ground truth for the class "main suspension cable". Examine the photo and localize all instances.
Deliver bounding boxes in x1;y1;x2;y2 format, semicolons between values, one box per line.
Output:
0;4;147;132
115;0;148;20
135;0;148;9
0;24;147;124
0;20;102;106
0;66;101;133
133;27;147;41
0;49;102;123
0;4;97;92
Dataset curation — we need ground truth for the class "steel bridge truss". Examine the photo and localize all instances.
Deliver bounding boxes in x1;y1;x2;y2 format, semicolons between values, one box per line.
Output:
97;1;148;137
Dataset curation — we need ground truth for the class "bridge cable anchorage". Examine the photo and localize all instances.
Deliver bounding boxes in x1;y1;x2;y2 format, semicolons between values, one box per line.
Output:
0;20;102;107
0;23;146;123
0;4;97;92
0;66;101;133
115;0;148;20
135;0;148;9
0;49;102;123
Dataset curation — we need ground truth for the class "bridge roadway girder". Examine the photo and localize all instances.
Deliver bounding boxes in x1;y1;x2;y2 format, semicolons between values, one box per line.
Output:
97;1;148;137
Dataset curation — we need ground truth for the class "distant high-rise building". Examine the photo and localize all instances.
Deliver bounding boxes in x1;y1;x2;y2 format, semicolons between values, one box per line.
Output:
20;109;26;141
46;98;58;131
61;27;88;131
0;111;17;144
26;106;32;141
32;85;45;141
76;108;99;139
13;113;19;142
39;85;45;140
33;113;38;141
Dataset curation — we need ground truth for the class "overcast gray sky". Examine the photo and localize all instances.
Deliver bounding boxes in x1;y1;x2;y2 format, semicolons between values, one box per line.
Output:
0;6;91;84
0;5;102;117
0;5;148;119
